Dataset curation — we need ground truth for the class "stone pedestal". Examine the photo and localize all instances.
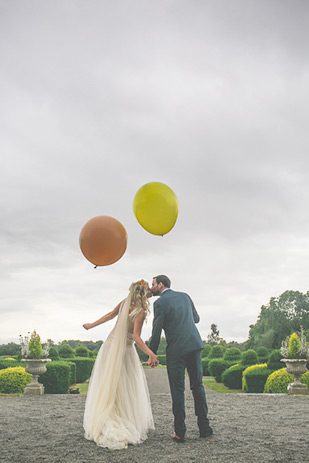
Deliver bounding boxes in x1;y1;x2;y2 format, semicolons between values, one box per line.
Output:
21;359;51;396
281;359;309;395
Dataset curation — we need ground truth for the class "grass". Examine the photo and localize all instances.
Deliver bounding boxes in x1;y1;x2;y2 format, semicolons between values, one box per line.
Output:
203;378;243;394
71;382;89;394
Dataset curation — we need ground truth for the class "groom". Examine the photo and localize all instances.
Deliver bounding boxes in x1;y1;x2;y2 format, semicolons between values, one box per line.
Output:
149;275;212;442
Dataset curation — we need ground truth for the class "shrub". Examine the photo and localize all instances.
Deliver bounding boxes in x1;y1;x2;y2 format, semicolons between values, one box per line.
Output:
241;349;258;366
66;361;77;385
223;348;242;363
63;357;95;383
28;331;43;359
88;350;94;358
40;361;71;394
48;347;60;361
222;364;246;390
288;333;301;357
158;355;166;365
264;368;293;393
0;359;21;370
256;346;269;364
75;345;89;358
201;344;212;358
301;371;309;389
58;343;75;358
209;345;224;359
208;358;228;382
267;350;283;371
0;367;31;393
202;358;210;376
244;367;273;393
242;364;268;392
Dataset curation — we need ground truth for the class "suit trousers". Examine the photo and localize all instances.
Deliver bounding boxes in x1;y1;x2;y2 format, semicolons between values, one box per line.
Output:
166;350;209;438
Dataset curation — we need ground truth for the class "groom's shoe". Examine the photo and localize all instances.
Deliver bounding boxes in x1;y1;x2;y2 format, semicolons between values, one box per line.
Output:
199;426;213;438
172;433;185;443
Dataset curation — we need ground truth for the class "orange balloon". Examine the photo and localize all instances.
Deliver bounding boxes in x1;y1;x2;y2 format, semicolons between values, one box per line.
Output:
79;216;127;266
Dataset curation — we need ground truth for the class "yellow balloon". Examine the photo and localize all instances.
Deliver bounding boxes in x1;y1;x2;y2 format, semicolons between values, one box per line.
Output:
133;182;179;235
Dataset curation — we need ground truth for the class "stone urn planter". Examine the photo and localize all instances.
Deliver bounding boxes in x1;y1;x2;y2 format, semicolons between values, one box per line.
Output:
21;359;51;395
281;358;308;395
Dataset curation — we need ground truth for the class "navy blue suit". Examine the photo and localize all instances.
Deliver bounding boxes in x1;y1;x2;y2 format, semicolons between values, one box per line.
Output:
150;289;210;438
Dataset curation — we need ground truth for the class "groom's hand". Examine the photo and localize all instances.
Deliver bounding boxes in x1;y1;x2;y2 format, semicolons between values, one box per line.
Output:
148;354;159;368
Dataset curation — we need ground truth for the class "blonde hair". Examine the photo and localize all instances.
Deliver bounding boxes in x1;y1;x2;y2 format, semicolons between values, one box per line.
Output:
129;280;150;315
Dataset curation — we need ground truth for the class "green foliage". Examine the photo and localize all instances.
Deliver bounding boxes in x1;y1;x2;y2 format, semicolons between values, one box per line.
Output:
208;358;228;382
63;357;95;383
241;349;258;366
223;347;242;362
135;345;148;362
264;368;293;393
209;345;224;359
242;364;267;392
267;350;283;371
75;345;89;358
0;367;31;393
301;371;309;389
288;333;301;358
256;346;269;363
244;367;273;393
248;290;309;350
48;347;60;361
201;344;212;358
158;355;166;365
202;358;210;376
222;364;245;390
66;361;77;385
28;331;43;359
58;343;75;358
0;343;20;357
40;361;71;394
0;359;21;370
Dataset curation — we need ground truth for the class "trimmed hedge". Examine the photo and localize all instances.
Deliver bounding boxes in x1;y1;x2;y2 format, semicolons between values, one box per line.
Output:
158;355;166;365
0;367;31;393
223;348;242;363
202;358;210;376
75;345;89;358
40;361;71;394
48;347;60;361
267;350;283;371
209;345;224;359
0;359;21;370
58;343;75;358
244;367;273;393
201;344;212;358
222;364;246;390
63;357;95;383
241;349;258;366
208;358;228;382
242;364;267;392
256;346;269;364
66;361;77;385
264;368;309;393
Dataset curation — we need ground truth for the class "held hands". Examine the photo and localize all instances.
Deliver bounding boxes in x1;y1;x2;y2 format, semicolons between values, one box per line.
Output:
148;353;159;368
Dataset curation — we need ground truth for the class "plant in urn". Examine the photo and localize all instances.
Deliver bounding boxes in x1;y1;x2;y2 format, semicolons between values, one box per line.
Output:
280;327;309;395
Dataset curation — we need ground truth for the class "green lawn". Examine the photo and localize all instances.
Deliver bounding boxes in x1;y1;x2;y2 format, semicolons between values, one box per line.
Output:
203;377;243;394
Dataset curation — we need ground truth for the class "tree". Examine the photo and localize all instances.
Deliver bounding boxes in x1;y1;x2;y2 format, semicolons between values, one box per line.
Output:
206;324;224;346
248;290;309;350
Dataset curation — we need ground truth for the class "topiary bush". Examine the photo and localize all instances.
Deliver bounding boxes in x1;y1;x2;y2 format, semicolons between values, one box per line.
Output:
66;361;77;385
202;358;210;376
242;364;268;392
241;349;258;366
158;355;166;365
0;359;21;370
256;346;269;364
75;345;89;358
201;344;212;358
208;358;228;382
48;347;60;361
40;361;71;394
0;367;31;393
264;368;293;393
58;343;75;358
223;348;242;363
63;357;95;383
209;345;224;359
222;364;246;390
267;349;283;371
244;366;273;393
28;331;43;359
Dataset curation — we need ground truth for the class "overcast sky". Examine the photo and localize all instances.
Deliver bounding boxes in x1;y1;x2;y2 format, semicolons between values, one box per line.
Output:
1;0;309;347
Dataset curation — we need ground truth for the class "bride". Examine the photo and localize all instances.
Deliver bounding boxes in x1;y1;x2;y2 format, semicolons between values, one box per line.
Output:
82;279;158;450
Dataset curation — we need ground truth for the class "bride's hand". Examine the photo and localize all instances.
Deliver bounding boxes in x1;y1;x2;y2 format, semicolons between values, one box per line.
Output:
148;353;159;368
83;323;92;330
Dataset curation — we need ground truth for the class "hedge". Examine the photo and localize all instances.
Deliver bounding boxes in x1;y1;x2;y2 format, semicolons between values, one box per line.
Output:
0;367;31;393
63;357;95;383
223;348;242;363
256;347;269;364
241;350;258;366
264;369;309;393
66;361;77;385
242;364;267;392
209;345;224;359
40;361;71;394
0;359;21;370
202;358;210;376
267;350;283;371
222;364;246;390
244;367;273;393
208;358;228;382
158;355;166;365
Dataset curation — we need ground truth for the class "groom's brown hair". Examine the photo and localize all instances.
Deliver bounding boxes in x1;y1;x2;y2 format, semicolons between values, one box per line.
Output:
153;275;171;288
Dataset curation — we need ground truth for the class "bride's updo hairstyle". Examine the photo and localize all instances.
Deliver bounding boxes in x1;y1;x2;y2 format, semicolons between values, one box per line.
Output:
129;280;150;315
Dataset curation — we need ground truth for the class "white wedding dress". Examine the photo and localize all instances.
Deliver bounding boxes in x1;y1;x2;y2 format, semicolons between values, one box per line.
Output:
83;295;154;450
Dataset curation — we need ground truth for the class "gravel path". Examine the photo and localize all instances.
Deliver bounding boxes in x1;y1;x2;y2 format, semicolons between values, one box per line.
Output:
1;368;309;463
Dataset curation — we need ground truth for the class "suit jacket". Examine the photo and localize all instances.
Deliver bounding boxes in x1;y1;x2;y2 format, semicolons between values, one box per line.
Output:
149;289;204;358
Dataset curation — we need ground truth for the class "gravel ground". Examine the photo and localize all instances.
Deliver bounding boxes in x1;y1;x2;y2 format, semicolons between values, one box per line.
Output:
1;368;309;463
